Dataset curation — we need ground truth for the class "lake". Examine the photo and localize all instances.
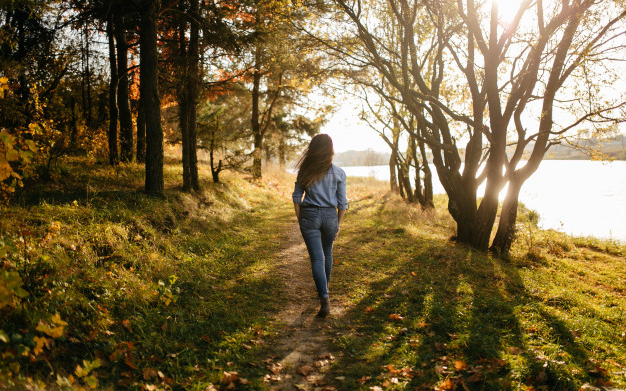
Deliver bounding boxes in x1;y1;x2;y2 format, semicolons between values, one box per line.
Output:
342;160;626;242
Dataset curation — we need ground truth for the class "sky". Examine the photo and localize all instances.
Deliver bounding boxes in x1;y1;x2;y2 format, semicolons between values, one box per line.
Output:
320;99;389;153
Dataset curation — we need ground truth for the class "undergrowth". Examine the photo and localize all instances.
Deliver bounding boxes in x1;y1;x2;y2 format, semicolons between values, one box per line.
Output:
1;158;294;390
1;158;624;391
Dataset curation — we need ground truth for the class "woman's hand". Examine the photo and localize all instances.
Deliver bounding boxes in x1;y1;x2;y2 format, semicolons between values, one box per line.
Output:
334;225;340;240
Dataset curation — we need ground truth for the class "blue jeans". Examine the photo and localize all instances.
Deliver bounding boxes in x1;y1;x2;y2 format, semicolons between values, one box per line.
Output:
299;207;338;299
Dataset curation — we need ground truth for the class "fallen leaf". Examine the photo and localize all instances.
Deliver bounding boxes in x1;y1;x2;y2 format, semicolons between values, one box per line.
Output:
315;359;330;367
201;336;212;343
389;314;404;321
365;306;374;313
124;354;137;369
359;376;371;384
267;363;283;374
143;367;157;380
318;353;335;360
411;272;417;276
386;364;402;374
307;374;327;385
437;377;455;391
454;360;468;371
121;319;132;332
222;371;239;383
297;365;314;376
507;347;523;355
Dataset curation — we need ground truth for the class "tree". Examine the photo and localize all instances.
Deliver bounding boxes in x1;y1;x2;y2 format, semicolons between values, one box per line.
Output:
197;92;251;183
140;0;163;194
115;11;134;163
243;0;333;179
334;0;626;255
106;12;119;165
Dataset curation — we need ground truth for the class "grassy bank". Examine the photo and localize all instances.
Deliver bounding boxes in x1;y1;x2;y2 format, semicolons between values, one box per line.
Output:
326;177;626;390
1;159;625;390
0;158;295;390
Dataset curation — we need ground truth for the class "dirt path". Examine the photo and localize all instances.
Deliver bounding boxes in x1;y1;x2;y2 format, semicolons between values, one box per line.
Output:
261;222;346;391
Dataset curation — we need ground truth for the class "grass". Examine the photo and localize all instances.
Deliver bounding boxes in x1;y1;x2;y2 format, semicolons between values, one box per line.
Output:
1;157;625;390
1;157;295;390
325;179;626;391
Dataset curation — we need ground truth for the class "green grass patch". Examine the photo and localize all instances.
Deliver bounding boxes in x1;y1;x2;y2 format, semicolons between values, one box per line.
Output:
1;158;293;390
1;162;624;391
324;183;626;391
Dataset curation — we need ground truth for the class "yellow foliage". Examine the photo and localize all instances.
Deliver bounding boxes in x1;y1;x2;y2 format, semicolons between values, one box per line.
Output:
32;336;48;356
36;313;67;338
51;313;68;326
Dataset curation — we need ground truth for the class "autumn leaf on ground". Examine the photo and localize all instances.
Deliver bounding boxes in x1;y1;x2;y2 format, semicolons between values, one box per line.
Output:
365;306;374;312
143;367;157;381
386;364;402;374
124;353;137;370
267;362;283;374
436;377;455;391
389;314;404;321
318;353;335;360
315;359;331;367
221;371;239;383
121;319;132;332
454;360;468;371
296;365;314;376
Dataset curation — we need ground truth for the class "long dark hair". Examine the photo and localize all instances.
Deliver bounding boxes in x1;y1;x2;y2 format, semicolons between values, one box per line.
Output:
295;134;334;188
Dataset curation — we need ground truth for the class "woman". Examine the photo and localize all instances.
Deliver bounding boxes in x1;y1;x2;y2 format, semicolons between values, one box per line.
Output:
292;134;349;318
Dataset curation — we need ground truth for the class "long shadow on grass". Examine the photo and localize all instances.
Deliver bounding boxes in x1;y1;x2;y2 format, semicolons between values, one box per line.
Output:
322;201;595;390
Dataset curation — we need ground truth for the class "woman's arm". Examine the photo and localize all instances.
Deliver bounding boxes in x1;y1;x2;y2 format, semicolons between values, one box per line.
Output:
337;209;345;225
294;202;301;220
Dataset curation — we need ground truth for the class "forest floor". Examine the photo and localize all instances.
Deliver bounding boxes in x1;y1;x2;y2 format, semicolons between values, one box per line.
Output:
1;158;625;391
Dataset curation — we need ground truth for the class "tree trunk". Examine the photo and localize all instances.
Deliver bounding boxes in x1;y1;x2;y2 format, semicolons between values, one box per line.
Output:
397;163;405;199
389;150;398;192
398;165;414;203
490;178;523;256
136;96;146;162
83;24;93;127
115;15;133;162
140;0;163;194
389;119;400;192
107;15;119;166
279;130;286;168
70;97;78;149
209;127;221;183
468;9;508;250
251;45;263;179
419;137;434;208
178;3;191;191
188;0;200;191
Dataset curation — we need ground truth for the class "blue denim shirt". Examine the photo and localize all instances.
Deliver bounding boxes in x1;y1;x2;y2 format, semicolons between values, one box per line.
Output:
292;164;349;210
